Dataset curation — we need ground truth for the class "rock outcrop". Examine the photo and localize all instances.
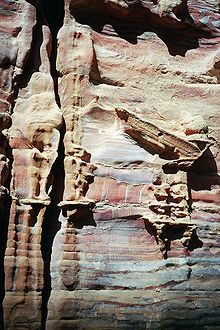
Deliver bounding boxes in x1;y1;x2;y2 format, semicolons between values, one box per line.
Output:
0;0;220;329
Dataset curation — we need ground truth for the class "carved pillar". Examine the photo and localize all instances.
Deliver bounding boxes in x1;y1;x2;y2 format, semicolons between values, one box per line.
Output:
4;203;45;325
57;19;96;289
3;13;63;328
57;19;96;211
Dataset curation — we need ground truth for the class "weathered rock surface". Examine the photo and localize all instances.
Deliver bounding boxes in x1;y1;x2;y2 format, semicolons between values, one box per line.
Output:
0;0;220;329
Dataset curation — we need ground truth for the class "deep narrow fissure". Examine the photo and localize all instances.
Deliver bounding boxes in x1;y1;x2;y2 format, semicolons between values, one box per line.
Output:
0;139;13;329
39;1;65;329
39;0;64;107
14;11;43;90
41;124;65;330
0;196;11;330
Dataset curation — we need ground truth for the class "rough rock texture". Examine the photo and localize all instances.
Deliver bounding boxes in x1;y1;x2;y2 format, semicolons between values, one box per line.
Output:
0;0;220;329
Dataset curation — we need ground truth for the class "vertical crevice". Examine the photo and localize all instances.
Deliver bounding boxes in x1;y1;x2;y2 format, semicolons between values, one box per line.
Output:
35;1;65;328
187;172;193;213
0;195;11;330
0;139;13;329
41;124;65;330
14;10;43;90
39;0;65;108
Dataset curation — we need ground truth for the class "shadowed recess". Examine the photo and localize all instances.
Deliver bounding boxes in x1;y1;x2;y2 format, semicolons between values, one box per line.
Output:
71;1;210;56
188;149;220;191
67;207;97;229
40;0;64;35
0;195;11;329
14;12;43;89
39;1;65;324
39;0;64;107
0;135;12;329
41;124;65;330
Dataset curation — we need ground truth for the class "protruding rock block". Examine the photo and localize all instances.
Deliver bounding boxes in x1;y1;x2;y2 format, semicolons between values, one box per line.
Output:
116;107;212;170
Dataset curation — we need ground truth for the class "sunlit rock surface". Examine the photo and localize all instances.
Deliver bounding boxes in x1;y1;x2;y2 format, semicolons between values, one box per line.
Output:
0;0;220;329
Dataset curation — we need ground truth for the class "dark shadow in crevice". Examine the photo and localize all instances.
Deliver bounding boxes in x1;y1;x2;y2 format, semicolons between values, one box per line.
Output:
50;37;61;107
26;0;38;6
12;0;64;109
39;0;64;107
89;48;102;85
29;206;44;227
35;2;64;328
66;208;97;229
187;229;203;252
89;48;125;87
40;124;65;330
73;2;210;56
111;24;147;45
15;10;43;89
40;0;64;36
10;5;43;114
112;23;201;56
15;0;65;95
172;0;194;23
187;179;193;213
183;148;219;254
188;149;220;191
0;138;13;330
145;220;203;259
0;194;11;330
158;33;199;57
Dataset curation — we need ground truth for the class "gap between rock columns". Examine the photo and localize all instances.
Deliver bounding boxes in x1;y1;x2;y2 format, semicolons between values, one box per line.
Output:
3;0;65;329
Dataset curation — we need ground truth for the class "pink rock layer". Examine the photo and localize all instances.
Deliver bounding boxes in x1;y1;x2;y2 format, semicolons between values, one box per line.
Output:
0;0;220;329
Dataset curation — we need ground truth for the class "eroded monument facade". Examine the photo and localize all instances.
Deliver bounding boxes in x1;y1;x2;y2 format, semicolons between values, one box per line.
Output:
0;0;220;329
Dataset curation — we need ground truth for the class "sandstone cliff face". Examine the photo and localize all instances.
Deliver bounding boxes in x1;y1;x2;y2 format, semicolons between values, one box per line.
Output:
0;0;220;329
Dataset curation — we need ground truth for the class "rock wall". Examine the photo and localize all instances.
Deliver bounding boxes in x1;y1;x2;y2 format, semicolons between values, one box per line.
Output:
0;0;220;329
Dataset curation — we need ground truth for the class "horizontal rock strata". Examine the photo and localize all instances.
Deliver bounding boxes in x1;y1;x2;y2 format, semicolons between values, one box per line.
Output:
0;0;219;329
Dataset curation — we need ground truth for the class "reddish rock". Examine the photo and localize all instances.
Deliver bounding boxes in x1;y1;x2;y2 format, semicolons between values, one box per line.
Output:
0;0;220;329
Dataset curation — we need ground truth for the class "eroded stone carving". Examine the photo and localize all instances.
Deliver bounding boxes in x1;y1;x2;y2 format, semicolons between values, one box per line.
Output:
1;0;220;328
56;19;97;289
10;85;62;206
116;107;210;258
3;18;63;329
57;19;96;219
143;171;198;258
